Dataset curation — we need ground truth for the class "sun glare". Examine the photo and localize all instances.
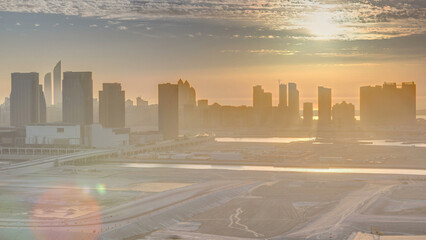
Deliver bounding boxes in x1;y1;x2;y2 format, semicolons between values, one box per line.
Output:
306;12;340;39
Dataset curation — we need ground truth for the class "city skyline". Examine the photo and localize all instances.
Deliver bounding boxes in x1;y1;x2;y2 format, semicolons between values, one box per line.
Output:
0;1;425;108
0;2;425;239
1;70;423;112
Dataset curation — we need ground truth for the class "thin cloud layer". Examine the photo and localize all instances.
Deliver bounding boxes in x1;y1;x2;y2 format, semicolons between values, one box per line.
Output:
0;0;424;40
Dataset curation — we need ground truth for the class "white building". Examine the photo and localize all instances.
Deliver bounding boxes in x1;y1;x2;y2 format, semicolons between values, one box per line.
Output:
26;124;81;145
25;124;129;148
85;124;129;148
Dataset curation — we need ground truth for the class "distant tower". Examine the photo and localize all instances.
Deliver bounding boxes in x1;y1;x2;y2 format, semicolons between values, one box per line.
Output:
360;82;416;125
53;61;61;106
10;72;43;127
158;83;179;140
253;85;272;108
136;97;148;107
279;83;287;108
38;84;46;123
288;83;300;120
253;85;264;108
303;102;313;124
99;83;125;128
318;86;332;125
332;101;355;126
62;72;93;125
44;73;52;106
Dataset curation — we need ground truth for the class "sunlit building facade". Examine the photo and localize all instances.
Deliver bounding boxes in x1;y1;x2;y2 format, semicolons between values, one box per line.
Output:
99;83;125;128
318;86;332;125
62;72;93;125
158;83;179;140
10;72;46;127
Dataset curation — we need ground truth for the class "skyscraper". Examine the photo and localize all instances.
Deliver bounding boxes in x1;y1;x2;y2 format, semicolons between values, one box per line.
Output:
177;79;196;110
53;60;61;106
10;73;44;127
62;72;93;125
332;101;355;126
303;102;313;124
99;83;125;128
318;86;332;125
253;85;273;108
38;84;47;123
158;83;179;140
360;82;416;125
279;83;287;109
177;79;197;128
44;73;52;106
288;83;300;120
253;85;264;108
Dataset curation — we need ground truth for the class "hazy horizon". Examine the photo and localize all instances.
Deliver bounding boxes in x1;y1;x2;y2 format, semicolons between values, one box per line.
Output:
0;1;425;108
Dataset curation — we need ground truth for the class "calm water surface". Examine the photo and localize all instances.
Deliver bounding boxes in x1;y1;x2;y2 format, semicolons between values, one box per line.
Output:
125;163;426;176
215;138;426;147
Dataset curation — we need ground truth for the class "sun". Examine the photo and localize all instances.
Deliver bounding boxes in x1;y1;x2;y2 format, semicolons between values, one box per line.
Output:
306;12;340;39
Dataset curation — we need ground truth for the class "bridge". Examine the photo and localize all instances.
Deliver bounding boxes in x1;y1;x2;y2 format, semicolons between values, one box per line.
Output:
0;147;86;155
0;136;214;174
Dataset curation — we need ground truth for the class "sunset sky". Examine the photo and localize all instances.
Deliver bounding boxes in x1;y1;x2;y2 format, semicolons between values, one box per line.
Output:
0;0;425;109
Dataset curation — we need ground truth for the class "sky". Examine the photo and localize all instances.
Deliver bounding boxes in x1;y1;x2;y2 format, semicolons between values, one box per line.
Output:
0;0;425;109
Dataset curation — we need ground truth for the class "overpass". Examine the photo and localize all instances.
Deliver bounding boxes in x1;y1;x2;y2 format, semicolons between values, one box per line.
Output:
0;135;214;174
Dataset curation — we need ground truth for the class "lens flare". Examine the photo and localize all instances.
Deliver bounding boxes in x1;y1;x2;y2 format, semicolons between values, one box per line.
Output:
96;184;106;195
30;186;102;240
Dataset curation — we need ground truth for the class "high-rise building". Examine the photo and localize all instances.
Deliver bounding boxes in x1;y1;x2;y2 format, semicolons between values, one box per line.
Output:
62;72;93;125
125;99;134;108
158;83;179;140
332;101;355;126
93;98;99;123
318;86;332;124
303;102;313;124
53;61;61;105
279;83;287;108
44;73;52;106
253;85;264;108
360;82;416;125
136;97;148;107
253;85;273;108
38;84;47;123
177;79;196;110
99;83;125;128
288;83;300;120
177;79;197;128
0;98;10;126
10;73;45;127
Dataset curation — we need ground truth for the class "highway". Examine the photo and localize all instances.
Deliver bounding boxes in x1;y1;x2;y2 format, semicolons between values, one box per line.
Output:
0;136;213;175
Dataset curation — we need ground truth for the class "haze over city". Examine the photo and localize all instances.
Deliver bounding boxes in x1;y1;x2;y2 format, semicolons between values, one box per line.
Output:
0;1;425;240
0;0;425;108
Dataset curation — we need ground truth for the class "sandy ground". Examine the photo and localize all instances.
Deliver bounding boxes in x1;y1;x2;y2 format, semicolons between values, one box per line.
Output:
0;140;425;239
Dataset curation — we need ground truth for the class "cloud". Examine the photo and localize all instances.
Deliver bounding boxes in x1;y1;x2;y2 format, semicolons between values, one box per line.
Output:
117;25;127;30
0;0;424;40
15;22;21;26
222;49;298;56
89;24;97;27
34;23;39;27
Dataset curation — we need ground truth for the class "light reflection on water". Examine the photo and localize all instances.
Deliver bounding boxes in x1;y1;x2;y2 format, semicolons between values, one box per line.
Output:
215;137;316;143
358;140;426;148
215;138;426;147
125;163;426;176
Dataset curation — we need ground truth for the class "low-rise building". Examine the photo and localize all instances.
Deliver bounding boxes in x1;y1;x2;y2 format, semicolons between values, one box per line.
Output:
25;124;81;146
25;123;129;148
